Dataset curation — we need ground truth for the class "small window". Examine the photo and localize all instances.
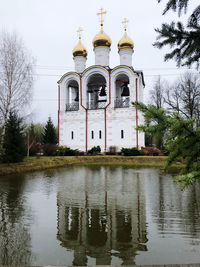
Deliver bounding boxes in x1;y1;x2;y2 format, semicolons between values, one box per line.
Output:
121;130;124;139
71;131;74;140
91;130;94;139
99;130;102;139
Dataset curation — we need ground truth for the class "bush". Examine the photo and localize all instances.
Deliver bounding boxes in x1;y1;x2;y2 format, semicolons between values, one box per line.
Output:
121;147;141;156
43;144;57;156
56;146;80;156
139;149;145;156
87;146;101;155
29;142;42;156
141;146;162;156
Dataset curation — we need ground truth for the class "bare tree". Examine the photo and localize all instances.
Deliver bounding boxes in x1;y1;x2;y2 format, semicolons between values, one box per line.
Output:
150;76;166;108
0;31;35;141
165;72;200;126
148;76;167;148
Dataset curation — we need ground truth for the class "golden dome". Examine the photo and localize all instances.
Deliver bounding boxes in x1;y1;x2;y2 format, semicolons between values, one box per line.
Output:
72;39;87;57
93;28;111;48
118;30;134;51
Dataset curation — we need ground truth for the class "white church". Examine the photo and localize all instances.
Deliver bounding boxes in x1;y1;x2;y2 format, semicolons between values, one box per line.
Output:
58;9;145;153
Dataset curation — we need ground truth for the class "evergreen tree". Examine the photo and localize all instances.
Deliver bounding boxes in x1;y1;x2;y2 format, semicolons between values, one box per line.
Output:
132;101;200;187
155;0;200;68
2;111;26;163
42;117;57;144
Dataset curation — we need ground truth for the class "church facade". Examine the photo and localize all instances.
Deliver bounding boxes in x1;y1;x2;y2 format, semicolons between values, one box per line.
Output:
58;10;145;152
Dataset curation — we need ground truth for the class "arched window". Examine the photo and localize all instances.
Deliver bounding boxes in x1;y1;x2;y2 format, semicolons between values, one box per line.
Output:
87;74;107;110
66;80;79;111
115;74;130;108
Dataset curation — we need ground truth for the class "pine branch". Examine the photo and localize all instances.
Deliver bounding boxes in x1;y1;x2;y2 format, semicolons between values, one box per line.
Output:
157;0;190;16
154;22;200;68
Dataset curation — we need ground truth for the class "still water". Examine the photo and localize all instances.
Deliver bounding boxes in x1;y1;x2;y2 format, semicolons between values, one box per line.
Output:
0;166;200;266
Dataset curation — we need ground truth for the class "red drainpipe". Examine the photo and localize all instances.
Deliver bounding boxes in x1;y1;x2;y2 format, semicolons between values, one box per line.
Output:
58;84;60;146
80;77;88;152
104;72;111;152
136;78;139;148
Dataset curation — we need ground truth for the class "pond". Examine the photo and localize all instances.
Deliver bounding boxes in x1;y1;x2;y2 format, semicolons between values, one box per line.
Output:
0;166;200;266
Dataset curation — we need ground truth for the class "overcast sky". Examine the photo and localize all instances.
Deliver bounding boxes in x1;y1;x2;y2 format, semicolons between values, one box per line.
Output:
0;0;199;124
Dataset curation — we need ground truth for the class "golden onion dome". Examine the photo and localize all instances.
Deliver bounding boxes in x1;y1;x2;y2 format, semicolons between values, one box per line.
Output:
118;30;134;51
72;39;87;57
92;28;111;48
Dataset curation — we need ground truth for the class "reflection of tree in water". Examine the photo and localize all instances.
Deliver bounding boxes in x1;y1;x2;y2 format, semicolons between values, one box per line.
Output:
152;174;200;240
0;176;32;265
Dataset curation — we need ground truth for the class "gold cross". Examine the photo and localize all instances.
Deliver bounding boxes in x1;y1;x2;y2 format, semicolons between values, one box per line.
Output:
97;8;107;28
122;18;129;31
77;27;83;39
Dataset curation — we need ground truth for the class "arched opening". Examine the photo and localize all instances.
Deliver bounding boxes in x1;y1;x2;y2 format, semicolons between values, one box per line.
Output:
87;74;107;110
66;80;79;111
115;74;130;108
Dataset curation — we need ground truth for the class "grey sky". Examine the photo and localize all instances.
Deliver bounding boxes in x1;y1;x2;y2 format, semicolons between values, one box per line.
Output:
0;0;199;124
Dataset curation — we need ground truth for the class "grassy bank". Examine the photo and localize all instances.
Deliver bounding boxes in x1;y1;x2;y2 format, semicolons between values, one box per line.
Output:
0;155;182;176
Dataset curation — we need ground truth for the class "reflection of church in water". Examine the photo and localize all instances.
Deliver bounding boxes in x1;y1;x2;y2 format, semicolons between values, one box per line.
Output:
57;167;148;265
58;8;145;152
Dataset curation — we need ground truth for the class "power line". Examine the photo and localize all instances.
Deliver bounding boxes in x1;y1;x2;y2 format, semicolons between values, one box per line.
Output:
34;72;198;78
34;64;197;71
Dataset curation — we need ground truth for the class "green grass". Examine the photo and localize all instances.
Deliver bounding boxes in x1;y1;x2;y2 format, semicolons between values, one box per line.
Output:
0;155;183;176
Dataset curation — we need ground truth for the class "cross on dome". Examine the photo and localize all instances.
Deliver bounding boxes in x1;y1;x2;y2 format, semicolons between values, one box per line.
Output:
97;8;107;29
122;18;129;31
77;27;83;39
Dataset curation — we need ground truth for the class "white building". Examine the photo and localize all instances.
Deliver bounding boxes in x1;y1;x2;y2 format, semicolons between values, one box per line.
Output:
58;10;145;152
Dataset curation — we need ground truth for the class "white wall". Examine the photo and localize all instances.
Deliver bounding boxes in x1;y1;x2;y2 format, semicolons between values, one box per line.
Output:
59;66;145;152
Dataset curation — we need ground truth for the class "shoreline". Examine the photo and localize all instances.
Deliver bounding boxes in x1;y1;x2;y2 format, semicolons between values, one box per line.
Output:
0;155;182;176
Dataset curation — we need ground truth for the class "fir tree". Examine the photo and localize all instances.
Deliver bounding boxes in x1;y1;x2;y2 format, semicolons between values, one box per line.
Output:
132;101;200;188
2;111;26;163
155;0;200;68
42;117;57;144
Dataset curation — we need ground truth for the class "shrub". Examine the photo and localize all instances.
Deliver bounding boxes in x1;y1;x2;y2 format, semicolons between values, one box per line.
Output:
121;147;140;156
43;144;57;156
56;146;80;156
87;146;101;155
141;146;162;156
29;142;42;156
139;149;145;156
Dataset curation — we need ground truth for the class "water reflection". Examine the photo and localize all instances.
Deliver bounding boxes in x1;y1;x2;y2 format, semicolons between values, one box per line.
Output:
57;167;148;265
148;173;200;240
0;166;200;265
0;176;32;265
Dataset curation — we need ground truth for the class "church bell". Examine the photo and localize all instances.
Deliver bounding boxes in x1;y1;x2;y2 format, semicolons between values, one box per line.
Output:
121;82;130;97
87;85;93;93
99;85;106;97
74;91;79;102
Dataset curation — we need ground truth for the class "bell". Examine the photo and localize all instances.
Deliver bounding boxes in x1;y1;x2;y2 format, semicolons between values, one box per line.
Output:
99;85;107;97
74;91;79;102
87;85;93;93
121;82;130;97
